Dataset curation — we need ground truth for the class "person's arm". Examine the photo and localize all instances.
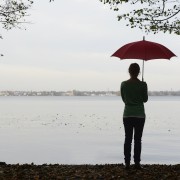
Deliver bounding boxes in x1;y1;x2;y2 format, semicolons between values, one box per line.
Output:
142;82;148;102
120;82;125;103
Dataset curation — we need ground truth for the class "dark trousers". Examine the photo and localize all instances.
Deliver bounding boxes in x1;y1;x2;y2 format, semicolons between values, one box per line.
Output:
123;117;145;164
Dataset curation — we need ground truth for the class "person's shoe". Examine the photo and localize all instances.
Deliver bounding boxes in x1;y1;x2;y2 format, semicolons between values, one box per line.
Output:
134;163;143;170
124;163;130;170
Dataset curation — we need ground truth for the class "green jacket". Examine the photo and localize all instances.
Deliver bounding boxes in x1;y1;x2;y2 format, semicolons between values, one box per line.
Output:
120;80;148;118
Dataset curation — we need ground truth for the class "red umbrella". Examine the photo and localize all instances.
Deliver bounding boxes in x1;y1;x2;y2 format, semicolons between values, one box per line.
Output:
111;37;176;81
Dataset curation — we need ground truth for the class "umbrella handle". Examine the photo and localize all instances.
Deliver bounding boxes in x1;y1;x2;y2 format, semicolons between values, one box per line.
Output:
142;60;144;82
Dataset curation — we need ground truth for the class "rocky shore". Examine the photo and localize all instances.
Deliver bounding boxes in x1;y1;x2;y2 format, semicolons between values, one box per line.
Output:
0;163;179;180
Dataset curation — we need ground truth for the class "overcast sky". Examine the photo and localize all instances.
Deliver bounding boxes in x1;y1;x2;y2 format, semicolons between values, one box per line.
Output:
0;0;179;91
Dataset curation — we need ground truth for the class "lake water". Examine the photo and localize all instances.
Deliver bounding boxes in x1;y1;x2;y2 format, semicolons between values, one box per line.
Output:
0;96;179;165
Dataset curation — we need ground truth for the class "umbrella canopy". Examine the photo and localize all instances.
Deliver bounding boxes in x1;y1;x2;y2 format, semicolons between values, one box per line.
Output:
112;40;176;61
111;37;176;81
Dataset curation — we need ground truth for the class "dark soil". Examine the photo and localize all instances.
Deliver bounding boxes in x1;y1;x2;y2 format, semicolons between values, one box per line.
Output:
0;162;179;180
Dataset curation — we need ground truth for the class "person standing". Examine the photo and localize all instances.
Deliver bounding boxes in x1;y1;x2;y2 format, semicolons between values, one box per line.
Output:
120;63;148;170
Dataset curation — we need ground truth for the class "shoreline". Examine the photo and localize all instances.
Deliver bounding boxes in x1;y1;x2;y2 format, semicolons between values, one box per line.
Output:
0;163;179;179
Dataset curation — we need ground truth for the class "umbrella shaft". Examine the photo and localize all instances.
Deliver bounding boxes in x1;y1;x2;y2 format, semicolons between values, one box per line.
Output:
142;60;144;81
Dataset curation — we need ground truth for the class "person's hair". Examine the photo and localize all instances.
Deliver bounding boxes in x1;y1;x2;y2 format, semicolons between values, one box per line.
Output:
128;63;140;77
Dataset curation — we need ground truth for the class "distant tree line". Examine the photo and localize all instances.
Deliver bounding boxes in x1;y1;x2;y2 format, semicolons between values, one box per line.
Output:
148;90;180;96
0;90;180;96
